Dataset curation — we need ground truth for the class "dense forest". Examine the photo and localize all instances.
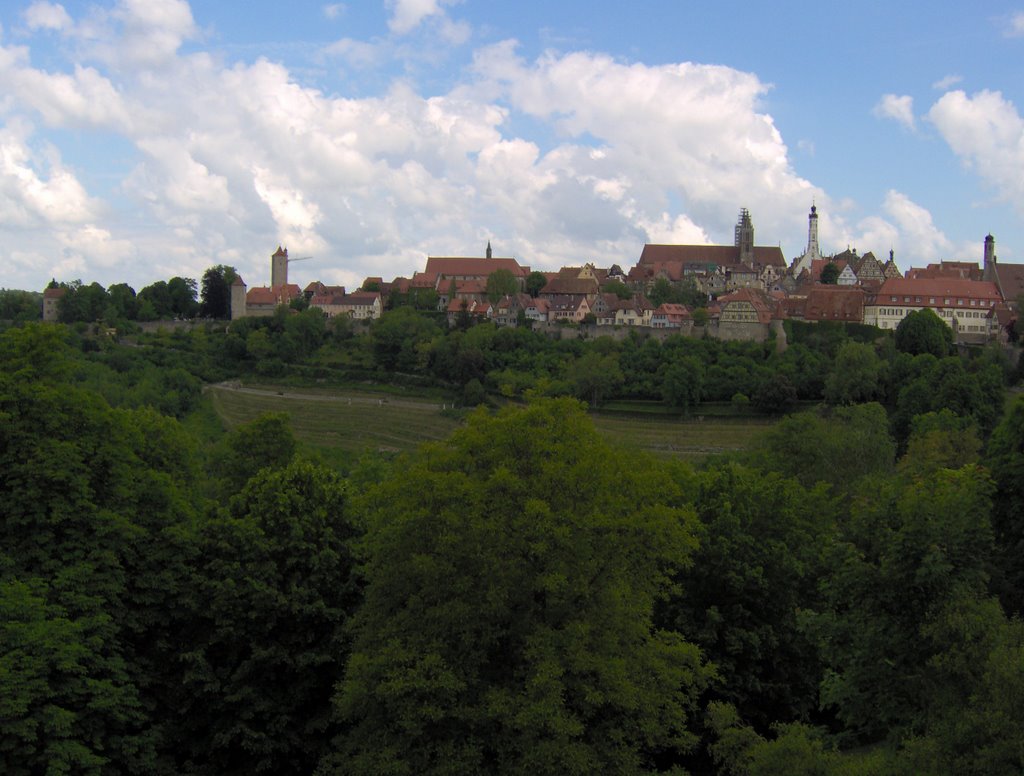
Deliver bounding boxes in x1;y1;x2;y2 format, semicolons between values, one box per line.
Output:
2;301;1024;774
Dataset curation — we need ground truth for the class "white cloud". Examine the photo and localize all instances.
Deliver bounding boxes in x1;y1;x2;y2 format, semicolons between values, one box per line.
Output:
387;0;444;35
323;3;345;20
23;2;73;32
4;2;980;292
0;121;98;227
57;224;135;268
872;93;915;130
880;190;953;258
928;89;1024;207
1006;11;1024;37
932;74;962;91
96;0;198;68
386;0;465;38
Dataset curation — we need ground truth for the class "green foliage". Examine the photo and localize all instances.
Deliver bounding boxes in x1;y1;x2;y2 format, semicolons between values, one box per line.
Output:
372;306;441;371
897;410;981;478
751;404;895;496
331;400;711;774
567;351;624;407
602;279;634;299
752;374;798;415
894;308;953;357
200;265;237;319
985;395;1024;614
820;263;840;285
823;341;882;405
525;270;548;297
485;267;519;302
661;355;704;414
0;288;42;321
812;465;994;742
661;464;836;731
174;460;359;774
211;412;297;498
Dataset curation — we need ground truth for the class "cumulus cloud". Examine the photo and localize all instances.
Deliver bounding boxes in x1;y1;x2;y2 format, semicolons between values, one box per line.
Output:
23;1;72;32
872;93;915;130
928;89;1024;207
2;0;996;292
0;121;98;226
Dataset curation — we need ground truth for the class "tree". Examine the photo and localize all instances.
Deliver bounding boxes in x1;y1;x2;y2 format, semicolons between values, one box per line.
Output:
210;412;297;497
167;276;199;318
985;395;1024;614
751;404;895;497
660;464;836;732
823;341;882;405
567;351;624;407
812;464;994;742
819;263;840;284
661;356;704;415
172;461;359;774
752;374;797;415
328;400;711;774
895;308;953;357
106;282;138;321
372;307;441;371
525;271;548;298
602;279;634;300
200;265;237;319
486;268;519;303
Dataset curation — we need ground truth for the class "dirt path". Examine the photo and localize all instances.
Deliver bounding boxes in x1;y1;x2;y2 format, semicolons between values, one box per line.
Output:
208;382;449;411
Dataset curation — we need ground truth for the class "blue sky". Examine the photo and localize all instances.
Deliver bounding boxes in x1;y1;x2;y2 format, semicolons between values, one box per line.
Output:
1;0;1023;292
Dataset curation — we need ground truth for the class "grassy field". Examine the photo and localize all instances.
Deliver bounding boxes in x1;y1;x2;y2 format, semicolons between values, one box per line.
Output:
207;383;773;463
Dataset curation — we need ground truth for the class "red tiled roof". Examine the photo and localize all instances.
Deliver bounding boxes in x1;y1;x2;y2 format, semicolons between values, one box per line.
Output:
871;277;1001;303
43;287;66;298
246;283;301;306
540;277;599;296
424;256;529;282
906;261;982;281
639;243;786;269
717;287;776;323
801;286;865;322
994;262;1024;304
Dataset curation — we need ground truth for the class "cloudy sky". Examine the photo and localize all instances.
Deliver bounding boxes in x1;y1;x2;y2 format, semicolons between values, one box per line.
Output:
2;0;1023;292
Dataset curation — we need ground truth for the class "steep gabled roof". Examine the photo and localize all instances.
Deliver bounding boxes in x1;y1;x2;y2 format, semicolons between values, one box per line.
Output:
992;262;1024;305
717;287;776;323
801;286;865;322
639;243;786;269
870;277;1001;304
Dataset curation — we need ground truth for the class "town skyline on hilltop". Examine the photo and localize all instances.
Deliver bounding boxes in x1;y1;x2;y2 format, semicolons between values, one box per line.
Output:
2;1;1023;293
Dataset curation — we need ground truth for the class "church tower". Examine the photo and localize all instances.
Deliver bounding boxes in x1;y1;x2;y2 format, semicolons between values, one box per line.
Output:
982;234;997;283
486;241;492;259
734;208;754;265
790;203;823;277
271;246;289;287
807;204;820;261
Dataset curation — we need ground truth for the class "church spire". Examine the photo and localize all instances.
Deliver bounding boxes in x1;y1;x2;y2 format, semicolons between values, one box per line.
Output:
486;240;492;259
807;203;820;261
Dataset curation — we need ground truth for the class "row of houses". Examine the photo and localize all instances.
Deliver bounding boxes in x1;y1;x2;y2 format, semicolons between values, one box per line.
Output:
221;207;1021;345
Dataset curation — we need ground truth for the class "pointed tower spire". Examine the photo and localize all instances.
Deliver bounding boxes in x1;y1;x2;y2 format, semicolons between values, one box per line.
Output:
486;240;492;260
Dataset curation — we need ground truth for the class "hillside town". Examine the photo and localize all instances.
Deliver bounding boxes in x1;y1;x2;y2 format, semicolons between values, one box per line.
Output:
41;205;1023;345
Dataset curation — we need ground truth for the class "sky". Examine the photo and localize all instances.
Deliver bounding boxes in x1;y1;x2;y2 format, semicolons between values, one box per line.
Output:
1;0;1023;293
